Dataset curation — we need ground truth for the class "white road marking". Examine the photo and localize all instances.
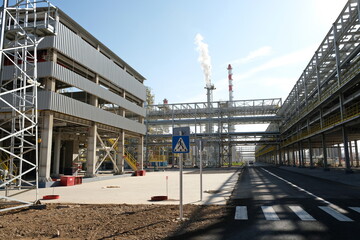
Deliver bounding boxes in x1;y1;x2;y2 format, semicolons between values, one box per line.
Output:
289;205;316;221
319;206;353;222
349;207;360;214
261;206;280;220
260;167;348;214
234;206;248;220
233;205;360;222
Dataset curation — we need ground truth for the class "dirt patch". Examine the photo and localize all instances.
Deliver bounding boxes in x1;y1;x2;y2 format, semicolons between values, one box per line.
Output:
0;203;231;239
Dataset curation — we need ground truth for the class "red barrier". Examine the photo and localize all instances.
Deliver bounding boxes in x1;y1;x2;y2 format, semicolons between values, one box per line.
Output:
60;176;75;186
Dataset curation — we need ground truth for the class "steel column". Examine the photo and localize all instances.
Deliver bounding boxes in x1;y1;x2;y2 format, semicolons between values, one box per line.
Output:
338;144;343;167
355;141;359;167
342;126;353;173
349;141;354;167
332;23;342;86
315;52;321;101
339;94;345;121
287;148;290;166
322;133;329;170
278;146;282;165
292;146;296;167
309;139;314;168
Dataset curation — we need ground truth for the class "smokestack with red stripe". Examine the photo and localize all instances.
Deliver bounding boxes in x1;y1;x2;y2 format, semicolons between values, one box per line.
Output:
227;64;233;102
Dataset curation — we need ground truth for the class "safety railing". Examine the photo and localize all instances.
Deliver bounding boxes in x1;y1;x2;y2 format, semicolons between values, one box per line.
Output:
278;101;360;149
281;56;360;133
255;146;276;158
124;150;138;171
149;155;166;162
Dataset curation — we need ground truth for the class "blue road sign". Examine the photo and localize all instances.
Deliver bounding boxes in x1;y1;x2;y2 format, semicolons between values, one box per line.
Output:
172;135;190;153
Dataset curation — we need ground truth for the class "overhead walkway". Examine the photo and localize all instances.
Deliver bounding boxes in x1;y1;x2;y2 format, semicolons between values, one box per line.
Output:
146;116;282;125
146;98;282;166
148;99;281;120
147;132;280;145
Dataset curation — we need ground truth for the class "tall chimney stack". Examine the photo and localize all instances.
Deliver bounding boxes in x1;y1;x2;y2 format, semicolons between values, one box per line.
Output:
227;64;233;103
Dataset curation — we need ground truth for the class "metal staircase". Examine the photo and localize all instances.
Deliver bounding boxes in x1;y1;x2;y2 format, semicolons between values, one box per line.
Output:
124;149;138;171
105;138;138;172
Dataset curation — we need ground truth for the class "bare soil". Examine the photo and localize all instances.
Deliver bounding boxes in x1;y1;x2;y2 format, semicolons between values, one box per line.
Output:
0;203;231;240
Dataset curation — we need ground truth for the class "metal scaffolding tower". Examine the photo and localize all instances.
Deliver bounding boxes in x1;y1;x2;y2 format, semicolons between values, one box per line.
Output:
0;0;57;212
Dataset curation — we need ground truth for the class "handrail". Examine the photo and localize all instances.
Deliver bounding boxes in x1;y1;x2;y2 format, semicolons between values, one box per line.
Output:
124;150;138;171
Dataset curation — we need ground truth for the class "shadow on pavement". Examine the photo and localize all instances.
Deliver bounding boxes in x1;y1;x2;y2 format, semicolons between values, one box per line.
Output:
165;168;242;240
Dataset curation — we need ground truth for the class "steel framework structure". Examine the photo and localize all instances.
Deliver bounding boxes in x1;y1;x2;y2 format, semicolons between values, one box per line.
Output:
279;0;360;133
146;98;282;166
0;0;57;212
256;0;360;167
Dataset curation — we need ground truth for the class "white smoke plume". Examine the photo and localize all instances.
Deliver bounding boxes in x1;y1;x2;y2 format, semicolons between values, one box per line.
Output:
195;33;212;88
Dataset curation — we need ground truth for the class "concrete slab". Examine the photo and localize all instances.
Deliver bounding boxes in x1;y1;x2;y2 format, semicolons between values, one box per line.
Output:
5;169;240;205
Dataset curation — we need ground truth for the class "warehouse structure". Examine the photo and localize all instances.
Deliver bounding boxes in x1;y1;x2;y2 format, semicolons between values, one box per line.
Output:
0;0;146;211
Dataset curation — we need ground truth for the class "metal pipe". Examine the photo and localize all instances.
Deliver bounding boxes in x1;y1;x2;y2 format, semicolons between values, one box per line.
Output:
179;153;183;220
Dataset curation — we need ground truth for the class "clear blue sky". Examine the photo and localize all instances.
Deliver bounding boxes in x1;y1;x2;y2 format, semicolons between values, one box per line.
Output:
50;0;348;105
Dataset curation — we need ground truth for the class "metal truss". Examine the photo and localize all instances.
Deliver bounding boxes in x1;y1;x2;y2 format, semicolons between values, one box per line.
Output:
278;0;360;133
147;98;282;120
95;134;120;173
146;98;282;166
256;0;360;158
0;0;57;212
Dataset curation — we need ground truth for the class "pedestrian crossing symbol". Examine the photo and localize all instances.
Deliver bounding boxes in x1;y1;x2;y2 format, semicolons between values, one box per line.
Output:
174;137;188;152
172;136;190;153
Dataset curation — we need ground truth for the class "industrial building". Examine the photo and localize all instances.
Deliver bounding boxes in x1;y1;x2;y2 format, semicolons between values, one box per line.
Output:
33;7;147;180
0;0;146;210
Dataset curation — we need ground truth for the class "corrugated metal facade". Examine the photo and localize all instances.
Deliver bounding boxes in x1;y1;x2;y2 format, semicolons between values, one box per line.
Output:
38;91;146;135
38;22;146;101
37;62;146;117
2;17;147;136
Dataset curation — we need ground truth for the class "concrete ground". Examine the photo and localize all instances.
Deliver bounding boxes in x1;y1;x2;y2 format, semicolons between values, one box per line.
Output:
6;164;360;206
7;168;240;205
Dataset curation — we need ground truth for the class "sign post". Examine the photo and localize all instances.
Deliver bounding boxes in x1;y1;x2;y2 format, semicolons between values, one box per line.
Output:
196;139;204;201
199;140;203;201
172;127;190;220
166;176;168;198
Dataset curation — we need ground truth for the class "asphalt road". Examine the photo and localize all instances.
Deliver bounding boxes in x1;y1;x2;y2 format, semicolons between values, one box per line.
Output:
169;163;360;240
